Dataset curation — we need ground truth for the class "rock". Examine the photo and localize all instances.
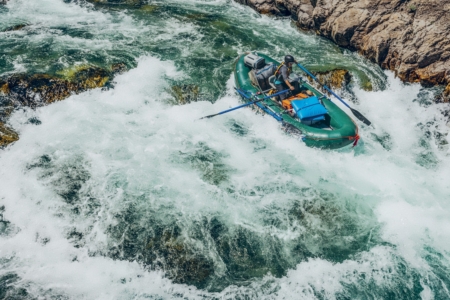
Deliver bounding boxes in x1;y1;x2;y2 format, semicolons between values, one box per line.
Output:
85;0;145;7
139;4;158;13
107;209;214;289
2;24;27;32
144;229;214;287
0;65;110;107
439;83;450;103
234;0;282;15
297;0;315;28
361;80;373;92
235;0;450;90
69;66;110;91
313;69;352;90
0;64;120;148
0;123;19;148
111;63;128;75
169;84;200;105
0;82;9;95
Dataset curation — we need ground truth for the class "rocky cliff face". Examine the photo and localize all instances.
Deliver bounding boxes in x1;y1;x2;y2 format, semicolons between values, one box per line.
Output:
235;0;450;98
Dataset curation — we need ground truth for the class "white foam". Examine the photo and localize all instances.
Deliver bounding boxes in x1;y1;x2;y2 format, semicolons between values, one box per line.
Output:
1;54;450;298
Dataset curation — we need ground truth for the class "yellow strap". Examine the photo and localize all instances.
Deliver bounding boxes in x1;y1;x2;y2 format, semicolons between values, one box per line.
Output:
274;62;292;81
274;62;284;76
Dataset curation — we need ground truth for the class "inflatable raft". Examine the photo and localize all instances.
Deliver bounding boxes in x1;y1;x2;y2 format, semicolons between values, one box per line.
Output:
234;52;359;149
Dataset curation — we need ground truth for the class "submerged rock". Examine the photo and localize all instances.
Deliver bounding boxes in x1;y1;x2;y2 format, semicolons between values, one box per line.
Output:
144;227;214;287
139;4;158;13
111;62;128;75
85;0;146;7
107;213;214;289
0;123;19;148
1;24;27;32
169;84;200;105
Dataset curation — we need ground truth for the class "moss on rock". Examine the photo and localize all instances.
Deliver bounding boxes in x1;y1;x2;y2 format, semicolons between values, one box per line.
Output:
85;0;145;7
0;123;19;148
313;69;352;90
0;82;10;95
0;63;125;148
444;83;450;101
0;65;112;106
169;84;200;105
2;24;27;32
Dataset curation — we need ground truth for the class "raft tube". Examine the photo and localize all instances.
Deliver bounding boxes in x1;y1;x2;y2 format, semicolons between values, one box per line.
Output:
234;53;359;149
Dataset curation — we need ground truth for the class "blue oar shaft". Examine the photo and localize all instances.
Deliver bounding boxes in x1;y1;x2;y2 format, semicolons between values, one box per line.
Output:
199;89;289;119
220;89;288;114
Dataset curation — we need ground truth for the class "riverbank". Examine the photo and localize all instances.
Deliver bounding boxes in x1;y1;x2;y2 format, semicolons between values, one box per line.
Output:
234;0;450;100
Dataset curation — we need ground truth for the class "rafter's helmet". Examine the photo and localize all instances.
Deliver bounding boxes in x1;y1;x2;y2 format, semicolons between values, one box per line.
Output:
284;55;295;64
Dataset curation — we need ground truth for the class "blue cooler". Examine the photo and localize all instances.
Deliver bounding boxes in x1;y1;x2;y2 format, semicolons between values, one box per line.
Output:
291;96;328;125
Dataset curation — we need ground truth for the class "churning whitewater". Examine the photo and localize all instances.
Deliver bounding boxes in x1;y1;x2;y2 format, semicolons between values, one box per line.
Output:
1;0;450;299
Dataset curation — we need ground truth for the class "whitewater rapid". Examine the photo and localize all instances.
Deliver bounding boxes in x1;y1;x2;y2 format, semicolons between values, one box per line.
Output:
1;0;450;299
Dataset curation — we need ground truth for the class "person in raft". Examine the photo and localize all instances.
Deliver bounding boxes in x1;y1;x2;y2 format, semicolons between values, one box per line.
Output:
274;55;300;102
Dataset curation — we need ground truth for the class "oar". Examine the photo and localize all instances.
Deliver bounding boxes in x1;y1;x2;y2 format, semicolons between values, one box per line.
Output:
296;63;371;126
199;88;289;120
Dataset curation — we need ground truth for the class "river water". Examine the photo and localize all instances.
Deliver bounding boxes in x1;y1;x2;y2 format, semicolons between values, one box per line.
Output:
1;0;450;299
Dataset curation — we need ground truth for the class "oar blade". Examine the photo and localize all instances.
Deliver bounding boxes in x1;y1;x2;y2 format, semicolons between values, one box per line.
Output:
350;108;371;126
198;113;220;120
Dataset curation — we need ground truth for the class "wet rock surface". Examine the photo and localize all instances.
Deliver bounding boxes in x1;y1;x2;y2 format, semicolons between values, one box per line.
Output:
0;66;110;108
169;84;201;105
0;122;18;148
85;0;146;7
236;0;450;94
443;84;450;102
312;69;352;90
1;23;27;32
0;64;127;147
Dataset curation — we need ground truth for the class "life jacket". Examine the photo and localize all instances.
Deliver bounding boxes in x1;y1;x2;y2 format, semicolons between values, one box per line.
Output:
274;62;292;83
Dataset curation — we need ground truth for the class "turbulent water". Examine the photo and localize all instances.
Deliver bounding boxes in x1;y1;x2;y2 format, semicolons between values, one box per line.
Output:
1;0;450;299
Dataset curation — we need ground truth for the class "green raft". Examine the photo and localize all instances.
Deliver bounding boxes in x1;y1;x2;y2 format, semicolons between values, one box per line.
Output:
234;53;359;149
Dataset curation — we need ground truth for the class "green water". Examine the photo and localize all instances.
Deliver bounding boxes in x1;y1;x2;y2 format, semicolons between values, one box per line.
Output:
0;0;385;99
